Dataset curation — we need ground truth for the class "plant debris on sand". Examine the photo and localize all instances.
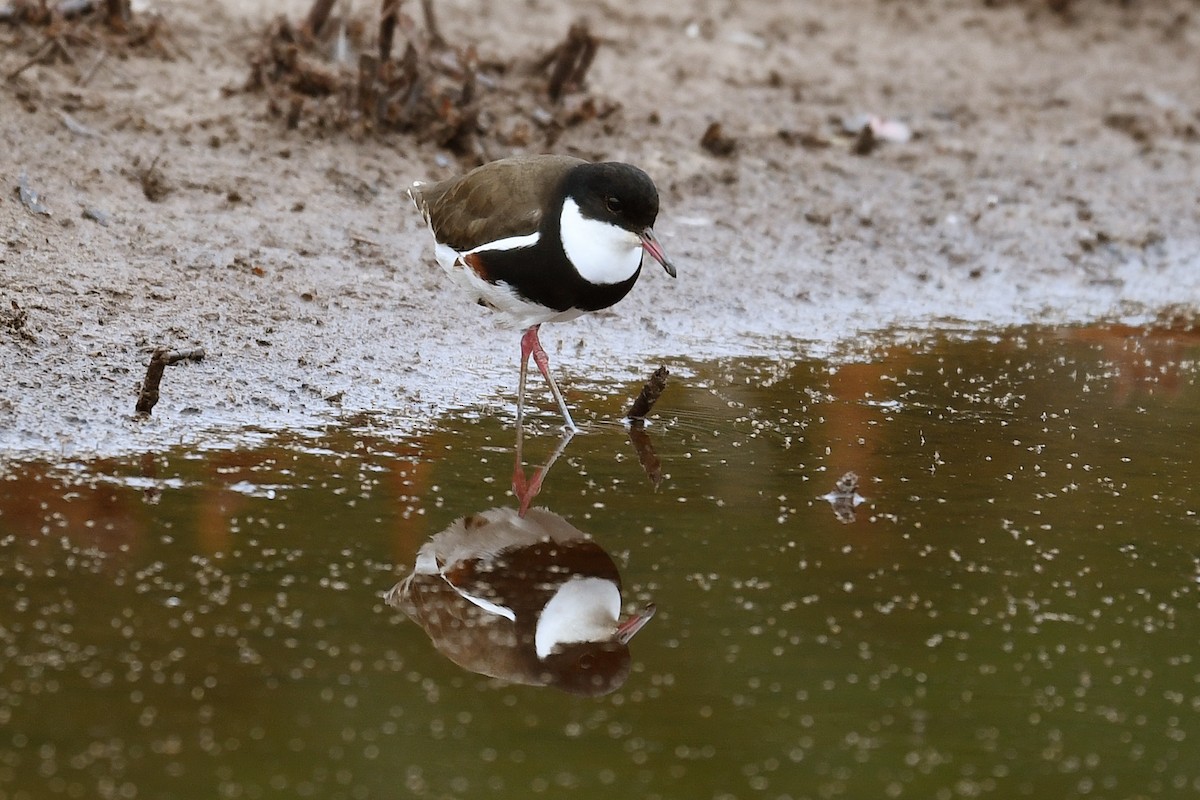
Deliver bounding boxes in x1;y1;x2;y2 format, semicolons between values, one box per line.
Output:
247;0;617;163
2;0;177;82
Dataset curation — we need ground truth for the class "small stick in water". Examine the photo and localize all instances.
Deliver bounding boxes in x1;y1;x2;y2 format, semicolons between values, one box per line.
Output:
628;366;669;421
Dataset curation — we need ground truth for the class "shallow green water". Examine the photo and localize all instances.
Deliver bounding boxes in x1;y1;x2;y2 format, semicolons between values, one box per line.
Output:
2;324;1198;800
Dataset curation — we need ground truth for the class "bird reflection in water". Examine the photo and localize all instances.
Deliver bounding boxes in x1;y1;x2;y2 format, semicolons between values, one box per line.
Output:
385;425;656;696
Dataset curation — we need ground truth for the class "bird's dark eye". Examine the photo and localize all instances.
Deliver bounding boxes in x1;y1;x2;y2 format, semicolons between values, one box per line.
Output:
605;196;623;214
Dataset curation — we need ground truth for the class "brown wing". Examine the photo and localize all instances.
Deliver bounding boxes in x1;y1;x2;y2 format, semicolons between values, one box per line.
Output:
409;155;585;251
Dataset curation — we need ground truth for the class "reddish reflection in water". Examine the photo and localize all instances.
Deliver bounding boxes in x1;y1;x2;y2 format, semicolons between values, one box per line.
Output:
0;426;444;575
822;346;916;520
0;463;146;568
1067;319;1200;404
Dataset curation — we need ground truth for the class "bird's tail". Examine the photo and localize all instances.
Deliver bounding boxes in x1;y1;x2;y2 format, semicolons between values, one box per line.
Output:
382;575;413;610
407;181;433;226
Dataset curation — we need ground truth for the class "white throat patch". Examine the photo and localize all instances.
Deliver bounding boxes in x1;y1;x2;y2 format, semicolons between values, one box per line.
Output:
559;197;644;286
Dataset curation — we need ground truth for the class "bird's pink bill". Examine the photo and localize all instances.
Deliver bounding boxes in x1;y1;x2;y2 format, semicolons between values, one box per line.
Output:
640;229;677;278
615;603;656;644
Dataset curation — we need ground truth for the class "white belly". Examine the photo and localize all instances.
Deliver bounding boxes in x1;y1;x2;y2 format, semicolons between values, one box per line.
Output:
434;241;583;329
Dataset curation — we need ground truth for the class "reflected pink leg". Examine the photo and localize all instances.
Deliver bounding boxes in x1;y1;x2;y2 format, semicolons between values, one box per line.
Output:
511;423;575;518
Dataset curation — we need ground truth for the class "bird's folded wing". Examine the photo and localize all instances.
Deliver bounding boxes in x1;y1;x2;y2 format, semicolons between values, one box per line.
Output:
411;155;585;251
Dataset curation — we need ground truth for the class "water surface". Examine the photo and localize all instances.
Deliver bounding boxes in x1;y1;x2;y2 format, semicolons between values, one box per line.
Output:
2;323;1198;799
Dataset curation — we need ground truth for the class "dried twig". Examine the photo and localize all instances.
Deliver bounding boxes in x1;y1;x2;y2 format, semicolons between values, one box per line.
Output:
419;0;444;48
300;0;337;40
700;121;737;157
137;153;170;201
104;0;129;30
6;37;57;80
628;366;669;421
822;471;864;524
379;0;400;62
3;300;28;330
77;48;108;85
136;346;205;415
542;21;597;102
2;300;36;343
852;124;877;156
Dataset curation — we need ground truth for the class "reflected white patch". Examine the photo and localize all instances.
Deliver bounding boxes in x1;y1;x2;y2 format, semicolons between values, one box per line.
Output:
448;584;516;621
559;198;643;286
535;576;620;658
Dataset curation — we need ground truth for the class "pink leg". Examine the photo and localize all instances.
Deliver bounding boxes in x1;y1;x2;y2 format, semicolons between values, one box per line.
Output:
519;326;577;432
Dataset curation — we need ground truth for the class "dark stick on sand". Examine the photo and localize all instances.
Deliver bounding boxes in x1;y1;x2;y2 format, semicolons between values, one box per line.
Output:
542;21;598;102
379;0;400;62
105;0;130;30
136;347;205;415
627;366;669;422
300;0;338;40
420;0;445;48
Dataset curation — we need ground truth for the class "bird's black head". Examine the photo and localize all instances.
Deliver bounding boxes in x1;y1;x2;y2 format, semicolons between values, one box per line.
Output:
540;640;632;697
564;162;661;233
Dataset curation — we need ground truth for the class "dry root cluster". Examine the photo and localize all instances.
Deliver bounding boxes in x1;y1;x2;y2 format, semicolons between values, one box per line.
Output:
247;1;616;163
